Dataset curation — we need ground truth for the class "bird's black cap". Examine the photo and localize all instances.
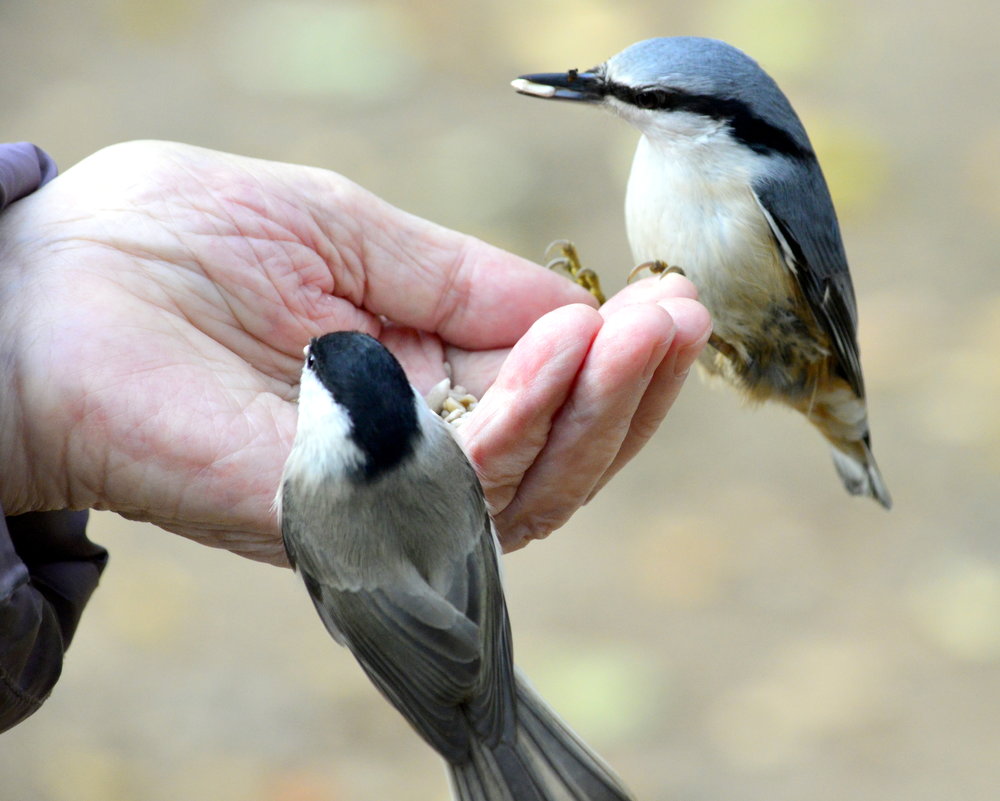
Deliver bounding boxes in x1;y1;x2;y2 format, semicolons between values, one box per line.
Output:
307;331;420;481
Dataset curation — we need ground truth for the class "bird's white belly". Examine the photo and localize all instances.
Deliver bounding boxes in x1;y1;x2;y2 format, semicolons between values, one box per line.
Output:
624;134;792;345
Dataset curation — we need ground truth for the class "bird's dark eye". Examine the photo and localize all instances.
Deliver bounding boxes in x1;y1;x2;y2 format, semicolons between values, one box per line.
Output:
306;352;315;370
633;89;669;110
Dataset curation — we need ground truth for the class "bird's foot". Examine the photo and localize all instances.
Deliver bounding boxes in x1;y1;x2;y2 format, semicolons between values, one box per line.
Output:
628;261;737;360
545;239;606;305
627;259;687;283
707;332;739;362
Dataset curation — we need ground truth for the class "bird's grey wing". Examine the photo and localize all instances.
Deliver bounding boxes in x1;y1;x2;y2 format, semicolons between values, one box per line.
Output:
296;509;515;763
753;164;866;398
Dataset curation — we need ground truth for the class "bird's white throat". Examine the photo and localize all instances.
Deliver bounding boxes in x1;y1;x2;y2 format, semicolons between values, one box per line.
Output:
624;129;790;319
280;368;366;500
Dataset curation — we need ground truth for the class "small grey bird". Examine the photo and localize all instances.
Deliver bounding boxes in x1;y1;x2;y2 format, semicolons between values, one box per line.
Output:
278;331;635;801
513;37;891;508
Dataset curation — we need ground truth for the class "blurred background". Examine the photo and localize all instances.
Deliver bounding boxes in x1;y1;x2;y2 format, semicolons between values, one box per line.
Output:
2;1;999;799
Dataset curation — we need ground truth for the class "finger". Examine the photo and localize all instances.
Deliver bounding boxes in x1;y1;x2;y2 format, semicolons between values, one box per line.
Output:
448;274;705;420
490;301;679;551
457;303;603;516
586;296;712;501
600;271;700;313
294;172;598;349
368;223;597;349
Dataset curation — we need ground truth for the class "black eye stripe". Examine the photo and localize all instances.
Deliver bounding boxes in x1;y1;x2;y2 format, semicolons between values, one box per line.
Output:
609;83;681;110
633;88;672;109
607;81;814;161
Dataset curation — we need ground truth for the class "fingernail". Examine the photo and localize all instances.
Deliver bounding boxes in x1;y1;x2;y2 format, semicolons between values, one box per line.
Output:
643;333;675;378
673;330;711;376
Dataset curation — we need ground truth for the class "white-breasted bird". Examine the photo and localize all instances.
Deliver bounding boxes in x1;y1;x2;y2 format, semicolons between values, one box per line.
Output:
513;37;891;508
278;331;635;801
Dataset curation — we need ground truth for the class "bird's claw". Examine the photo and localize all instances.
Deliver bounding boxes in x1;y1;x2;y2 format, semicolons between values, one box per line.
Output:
545;240;606;305
628;261;736;361
627;259;687;283
707;333;739;362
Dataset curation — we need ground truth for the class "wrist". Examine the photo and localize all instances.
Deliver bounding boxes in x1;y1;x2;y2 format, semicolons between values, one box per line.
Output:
0;382;33;515
0;202;75;515
0;229;35;512
0;144;64;514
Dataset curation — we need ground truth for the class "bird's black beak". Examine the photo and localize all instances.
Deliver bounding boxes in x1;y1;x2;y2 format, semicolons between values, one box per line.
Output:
511;70;606;103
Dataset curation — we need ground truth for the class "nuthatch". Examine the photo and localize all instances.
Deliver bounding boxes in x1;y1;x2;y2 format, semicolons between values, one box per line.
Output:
513;37;890;508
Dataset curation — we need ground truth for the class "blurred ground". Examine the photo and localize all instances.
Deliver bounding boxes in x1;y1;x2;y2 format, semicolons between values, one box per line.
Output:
2;1;999;799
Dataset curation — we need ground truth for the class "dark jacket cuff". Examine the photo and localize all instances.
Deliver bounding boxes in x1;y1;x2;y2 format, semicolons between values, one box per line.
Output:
0;510;108;733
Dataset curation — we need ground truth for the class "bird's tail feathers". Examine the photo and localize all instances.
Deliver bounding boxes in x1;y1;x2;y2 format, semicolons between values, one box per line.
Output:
830;438;892;509
449;737;547;801
448;672;634;801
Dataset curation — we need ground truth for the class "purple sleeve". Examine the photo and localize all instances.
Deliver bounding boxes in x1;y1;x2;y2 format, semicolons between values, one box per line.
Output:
0;142;108;733
0;142;57;211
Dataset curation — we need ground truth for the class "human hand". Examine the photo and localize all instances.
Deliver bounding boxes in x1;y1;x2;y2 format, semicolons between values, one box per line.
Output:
0;141;710;563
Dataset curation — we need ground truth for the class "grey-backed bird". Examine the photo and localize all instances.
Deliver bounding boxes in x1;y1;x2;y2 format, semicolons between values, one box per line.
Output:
278;331;635;801
513;37;891;508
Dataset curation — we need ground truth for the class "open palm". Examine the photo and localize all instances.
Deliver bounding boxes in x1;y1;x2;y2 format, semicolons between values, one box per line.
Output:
0;141;710;564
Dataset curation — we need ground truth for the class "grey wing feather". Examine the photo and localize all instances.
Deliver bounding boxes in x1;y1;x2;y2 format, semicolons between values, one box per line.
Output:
753;161;866;398
297;508;516;763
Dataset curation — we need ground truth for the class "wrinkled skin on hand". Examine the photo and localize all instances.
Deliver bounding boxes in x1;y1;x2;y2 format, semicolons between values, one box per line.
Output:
0;141;710;564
